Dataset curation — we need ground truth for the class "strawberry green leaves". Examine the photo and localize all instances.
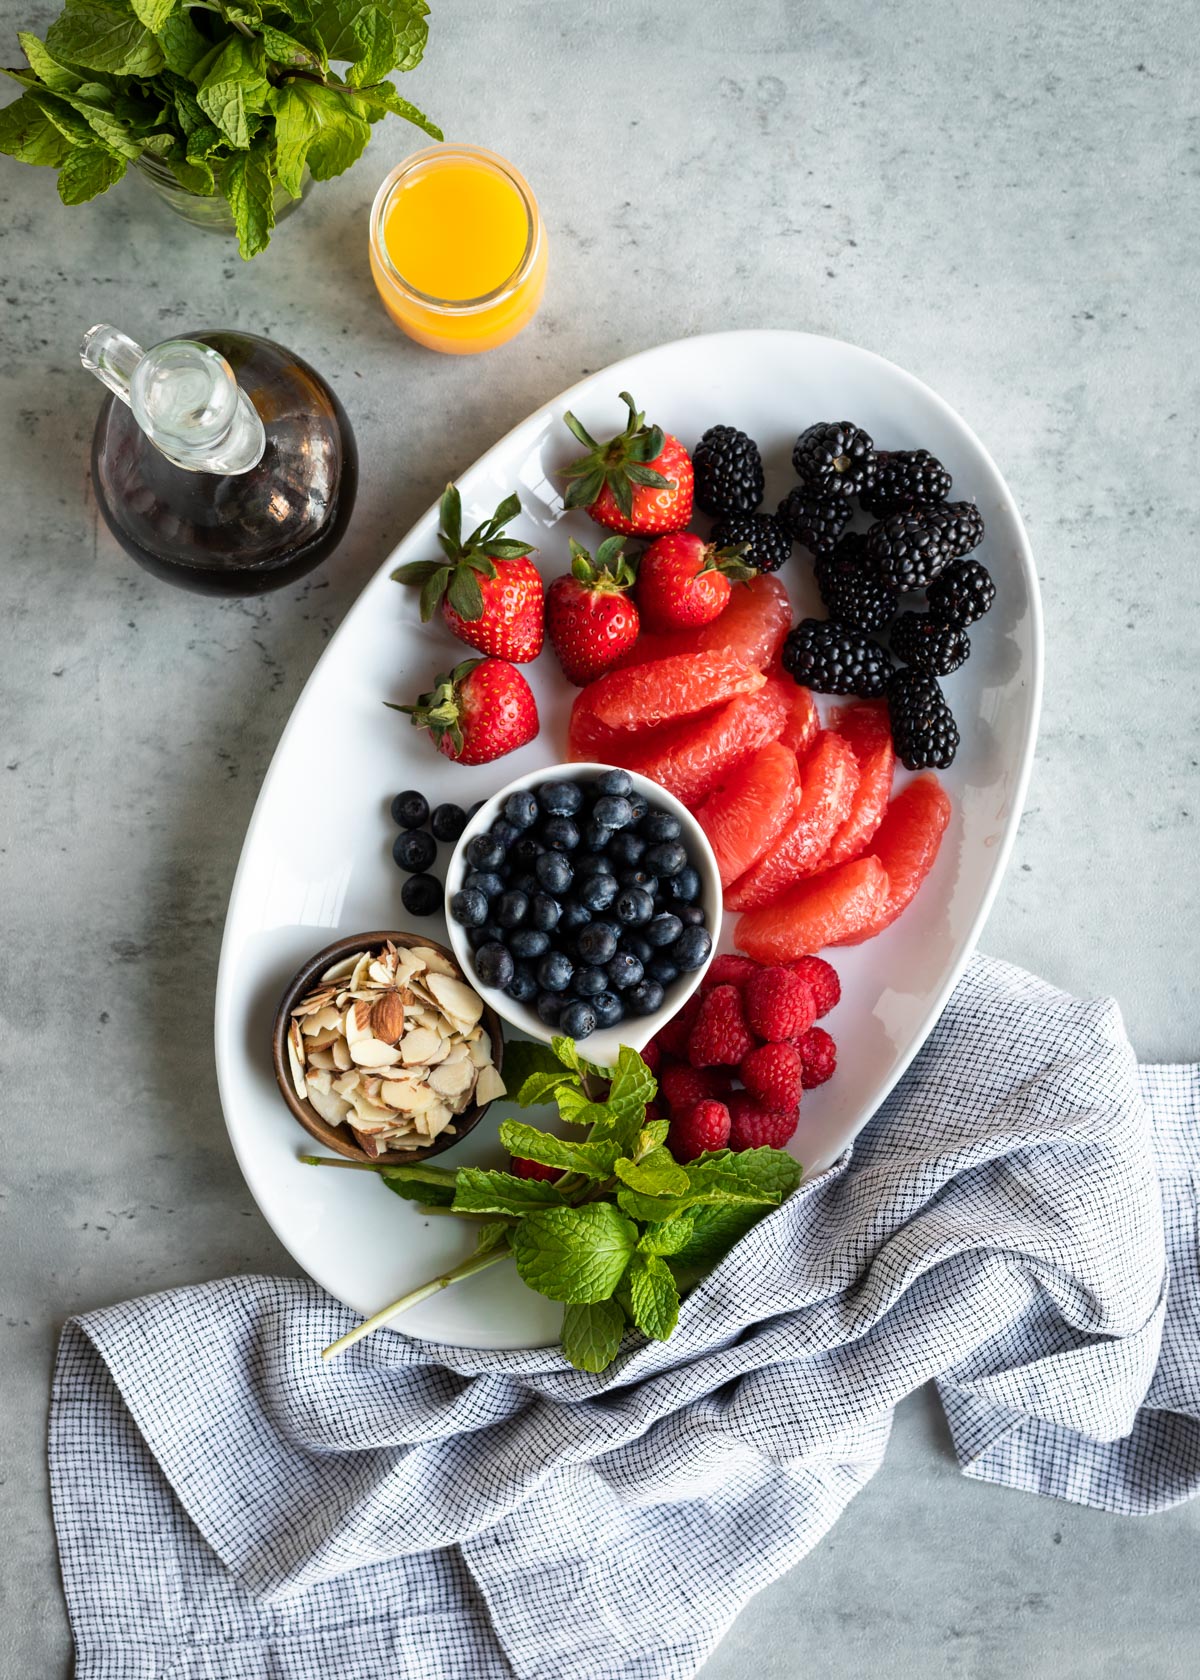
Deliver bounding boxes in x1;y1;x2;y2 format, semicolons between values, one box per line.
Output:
392;484;536;626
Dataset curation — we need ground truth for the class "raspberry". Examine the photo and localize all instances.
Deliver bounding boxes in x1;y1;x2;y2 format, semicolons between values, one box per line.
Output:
660;1062;733;1114
512;1157;560;1182
668;1098;732;1161
655;992;702;1059
740;1042;804;1111
727;1091;799;1151
641;1038;664;1075
797;1026;837;1088
743;966;818;1042
787;956;841;1018
687;984;755;1067
702;953;762;991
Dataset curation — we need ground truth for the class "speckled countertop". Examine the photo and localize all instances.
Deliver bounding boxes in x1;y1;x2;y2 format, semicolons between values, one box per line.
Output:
2;1;1198;1674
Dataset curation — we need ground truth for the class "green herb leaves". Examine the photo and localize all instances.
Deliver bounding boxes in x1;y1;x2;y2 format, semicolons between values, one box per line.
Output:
316;1035;805;1373
1;0;441;257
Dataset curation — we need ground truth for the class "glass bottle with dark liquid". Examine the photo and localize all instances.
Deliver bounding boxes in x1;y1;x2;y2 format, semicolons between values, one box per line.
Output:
82;324;358;596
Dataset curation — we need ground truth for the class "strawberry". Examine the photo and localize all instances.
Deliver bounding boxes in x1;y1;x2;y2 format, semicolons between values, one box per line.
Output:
547;536;640;686
393;658;538;766
393;483;544;662
562;390;694;536
636;531;756;632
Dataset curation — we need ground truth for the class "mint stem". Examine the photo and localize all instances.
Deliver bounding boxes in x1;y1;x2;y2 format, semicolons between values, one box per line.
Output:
299;1153;387;1172
321;1249;511;1359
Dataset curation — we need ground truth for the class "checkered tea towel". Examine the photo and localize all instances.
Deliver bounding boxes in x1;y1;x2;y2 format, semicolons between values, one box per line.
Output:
49;955;1200;1680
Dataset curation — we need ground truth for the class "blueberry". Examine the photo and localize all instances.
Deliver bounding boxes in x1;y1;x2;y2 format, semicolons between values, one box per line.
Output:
620;932;653;965
510;834;544;868
392;828;437;873
575;854;614;879
572;964;608;997
468;800;486;818
504;790;540;829
576;922;619;964
401;874;441;916
474;943;514;989
596;769;633;797
506;967;539;1004
538;952;574;993
530;893;562;932
639;810;681;843
644;841;687;878
536;852;574;895
671;925;713;972
496;890;529;929
558;901;593;933
467;924;505;951
450;887;488;927
615;886;655;926
606;952;644;991
607;831;645;869
490;818;520;849
510;928;550;960
467;833;504;871
430;802;468;842
538;779;584;816
559;1000;597;1040
664;866;701;904
536;992;564;1026
591;990;624;1027
645;912;683;948
391;790;429;830
541;816;580;852
626;791;649;823
578;872;619;913
464;869;503;900
619;869;658;897
678;903;706;926
510;871;541;898
582;820;614;852
626;979;665;1016
594;794;635;829
647;956;680;986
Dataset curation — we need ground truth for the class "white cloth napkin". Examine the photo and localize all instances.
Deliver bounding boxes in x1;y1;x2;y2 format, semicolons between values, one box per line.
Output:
49;955;1200;1680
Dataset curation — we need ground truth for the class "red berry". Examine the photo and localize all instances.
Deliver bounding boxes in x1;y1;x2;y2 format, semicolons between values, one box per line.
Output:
562;391;694;537
636;531;757;632
655;993;703;1059
398;657;539;766
740;1041;805;1111
687;984;755;1068
660;1062;732;1114
743;967;817;1043
511;1156;560;1181
797;1026;837;1088
786;957;841;1018
727;1092;799;1151
641;1037;664;1075
668;1098;731;1161
547;535;640;686
702;953;762;992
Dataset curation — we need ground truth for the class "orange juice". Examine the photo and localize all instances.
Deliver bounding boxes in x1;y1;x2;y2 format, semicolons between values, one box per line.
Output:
369;146;548;354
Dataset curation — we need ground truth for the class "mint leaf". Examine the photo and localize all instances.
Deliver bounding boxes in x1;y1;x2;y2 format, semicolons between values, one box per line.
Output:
605;1045;656;1123
452;1167;568;1217
637;1216;696;1257
221;147;275;258
550;1036;610;1081
129;0;178;30
309;0;427;68
683;1157;782;1206
627;1254;679;1341
268;80;321;197
498;1120;620;1180
18;31;84;92
54;83;144;159
347;78;441;140
553;1088;611;1128
517;1068;580;1109
715;1145;804;1200
57;142;125;202
511;1204;637;1304
46;1;164;77
347;7;396;86
641;1117;670;1146
474;1220;511;1257
165;152;215;194
501;1037;573;1095
614;1147;689;1198
378;1161;459;1206
197;37;269;150
561;1297;626;1373
260;27;325;72
303;81;370;180
617;1186;693;1224
0;94;73;166
158;12;211;76
666;1200;772;1271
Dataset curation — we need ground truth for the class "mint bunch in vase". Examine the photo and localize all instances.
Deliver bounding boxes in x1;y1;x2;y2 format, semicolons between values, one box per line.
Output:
0;0;441;256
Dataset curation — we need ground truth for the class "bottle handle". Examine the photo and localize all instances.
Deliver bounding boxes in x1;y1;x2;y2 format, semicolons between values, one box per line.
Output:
80;324;142;406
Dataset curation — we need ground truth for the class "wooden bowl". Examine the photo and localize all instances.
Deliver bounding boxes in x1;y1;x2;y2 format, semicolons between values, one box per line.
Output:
271;930;505;1165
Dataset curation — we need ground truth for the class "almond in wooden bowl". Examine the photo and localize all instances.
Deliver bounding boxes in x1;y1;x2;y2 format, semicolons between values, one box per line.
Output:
271;931;505;1165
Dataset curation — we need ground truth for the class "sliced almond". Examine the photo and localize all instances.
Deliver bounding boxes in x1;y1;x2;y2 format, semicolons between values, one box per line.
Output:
429;1060;473;1097
441;1042;471;1066
350;1037;403;1068
332;1070;361;1096
321;953;361;984
344;1001;370;1047
411;946;456;976
331;1037;352;1072
287;1031;307;1100
379;1077;427;1111
301;1004;342;1037
427;973;484;1028
421;1100;454;1136
307;1085;351;1127
306;1048;337;1071
468;1032;493;1068
474;1064;506;1106
400;1027;443;1065
307;1068;333;1097
304;1028;342;1052
349;950;373;994
395;947;425;983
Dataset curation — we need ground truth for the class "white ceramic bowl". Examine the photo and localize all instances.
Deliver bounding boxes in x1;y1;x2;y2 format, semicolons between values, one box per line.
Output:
444;761;722;1064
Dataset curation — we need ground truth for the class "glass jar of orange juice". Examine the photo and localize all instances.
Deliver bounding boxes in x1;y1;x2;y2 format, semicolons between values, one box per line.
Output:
369;145;548;355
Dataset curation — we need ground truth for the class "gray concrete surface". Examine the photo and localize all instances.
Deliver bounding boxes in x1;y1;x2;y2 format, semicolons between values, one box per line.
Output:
2;1;1198;1675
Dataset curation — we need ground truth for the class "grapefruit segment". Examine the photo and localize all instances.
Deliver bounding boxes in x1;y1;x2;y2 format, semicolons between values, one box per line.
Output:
834;774;951;943
586;652;764;730
822;703;896;869
638;683;790;807
724;730;860;909
613;575;792;673
776;681;820;757
736;856;890;960
695;741;800;888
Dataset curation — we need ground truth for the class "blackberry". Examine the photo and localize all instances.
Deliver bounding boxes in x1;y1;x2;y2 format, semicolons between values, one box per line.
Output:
888;670;960;770
781;618;893;698
927;559;995;626
692;425;764;515
890;610;970;676
792;421;877;500
859;450;952;517
930;501;985;560
776;487;850;558
814;542;898;633
865;509;953;590
710;511;792;574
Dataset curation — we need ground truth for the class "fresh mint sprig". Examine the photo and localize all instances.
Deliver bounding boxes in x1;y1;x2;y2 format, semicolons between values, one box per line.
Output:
0;0;441;257
305;1036;803;1372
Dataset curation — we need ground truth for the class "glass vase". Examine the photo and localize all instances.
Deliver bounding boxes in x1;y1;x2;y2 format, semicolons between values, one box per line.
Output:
132;155;312;237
